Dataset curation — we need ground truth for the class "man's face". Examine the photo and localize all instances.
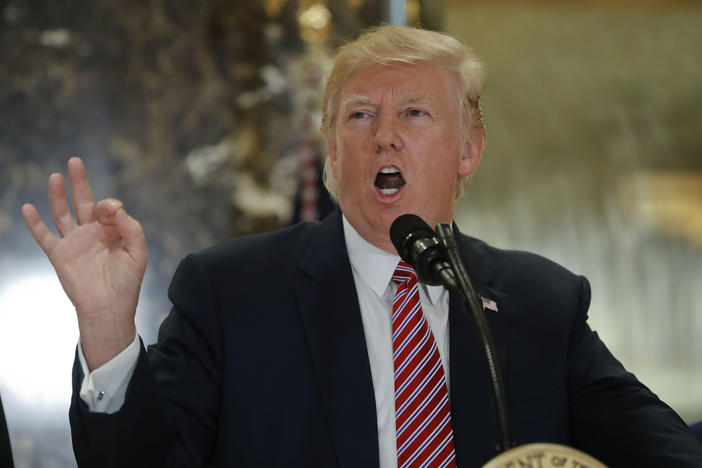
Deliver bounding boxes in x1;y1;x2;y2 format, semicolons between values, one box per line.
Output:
327;62;483;253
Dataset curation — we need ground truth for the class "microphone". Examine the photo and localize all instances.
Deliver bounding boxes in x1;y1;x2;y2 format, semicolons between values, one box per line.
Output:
391;214;516;453
389;215;601;464
389;214;457;290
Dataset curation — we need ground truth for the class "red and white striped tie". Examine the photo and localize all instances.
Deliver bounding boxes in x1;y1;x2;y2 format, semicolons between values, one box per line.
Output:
392;261;457;468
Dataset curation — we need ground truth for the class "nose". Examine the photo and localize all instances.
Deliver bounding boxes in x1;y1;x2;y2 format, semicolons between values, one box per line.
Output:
373;113;402;153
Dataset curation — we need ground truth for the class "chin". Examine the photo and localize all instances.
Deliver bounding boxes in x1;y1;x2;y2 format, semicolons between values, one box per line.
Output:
378;206;408;227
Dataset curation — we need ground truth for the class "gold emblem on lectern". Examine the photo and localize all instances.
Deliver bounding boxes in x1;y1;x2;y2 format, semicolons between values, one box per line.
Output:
482;443;607;468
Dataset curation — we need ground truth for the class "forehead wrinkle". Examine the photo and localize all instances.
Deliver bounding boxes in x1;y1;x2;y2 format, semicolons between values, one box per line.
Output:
396;90;432;106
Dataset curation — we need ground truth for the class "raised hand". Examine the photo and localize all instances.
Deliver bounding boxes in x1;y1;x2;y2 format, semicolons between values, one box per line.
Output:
22;157;148;370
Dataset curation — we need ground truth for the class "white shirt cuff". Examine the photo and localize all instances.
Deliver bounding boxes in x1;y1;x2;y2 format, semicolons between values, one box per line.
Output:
78;333;140;414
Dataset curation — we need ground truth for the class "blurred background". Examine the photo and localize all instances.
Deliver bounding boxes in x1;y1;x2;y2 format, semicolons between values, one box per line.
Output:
0;0;700;466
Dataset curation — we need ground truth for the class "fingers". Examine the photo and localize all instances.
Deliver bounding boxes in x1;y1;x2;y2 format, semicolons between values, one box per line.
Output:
67;157;96;225
22;203;59;256
96;199;147;259
48;172;76;237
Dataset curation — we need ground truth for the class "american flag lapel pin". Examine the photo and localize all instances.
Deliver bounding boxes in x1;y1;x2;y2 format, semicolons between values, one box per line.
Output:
481;296;498;312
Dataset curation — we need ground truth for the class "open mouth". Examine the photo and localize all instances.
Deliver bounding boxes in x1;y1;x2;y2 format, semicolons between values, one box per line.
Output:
374;166;405;196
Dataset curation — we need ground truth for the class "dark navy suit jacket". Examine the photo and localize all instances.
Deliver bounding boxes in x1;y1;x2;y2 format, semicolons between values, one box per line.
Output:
70;208;702;467
0;394;13;468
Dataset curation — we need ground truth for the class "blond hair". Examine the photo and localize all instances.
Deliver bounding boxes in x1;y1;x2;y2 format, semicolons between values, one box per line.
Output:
321;25;486;200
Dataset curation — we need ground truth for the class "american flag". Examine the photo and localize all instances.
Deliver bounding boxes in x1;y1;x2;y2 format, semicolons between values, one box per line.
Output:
481;297;498;312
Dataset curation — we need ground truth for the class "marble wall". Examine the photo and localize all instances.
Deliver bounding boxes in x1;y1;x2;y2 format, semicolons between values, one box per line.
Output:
447;1;702;423
0;1;384;466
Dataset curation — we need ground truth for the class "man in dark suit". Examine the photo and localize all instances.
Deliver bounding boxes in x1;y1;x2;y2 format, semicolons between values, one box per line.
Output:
0;394;13;468
24;25;702;467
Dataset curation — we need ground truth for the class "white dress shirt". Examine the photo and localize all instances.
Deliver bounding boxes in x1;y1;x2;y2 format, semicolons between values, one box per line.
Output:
342;216;451;468
79;215;451;468
78;332;139;413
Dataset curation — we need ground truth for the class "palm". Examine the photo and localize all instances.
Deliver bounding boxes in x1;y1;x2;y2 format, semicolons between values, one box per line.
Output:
23;157;147;369
48;216;145;317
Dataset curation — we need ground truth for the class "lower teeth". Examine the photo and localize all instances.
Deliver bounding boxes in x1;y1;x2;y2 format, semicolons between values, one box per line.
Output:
379;188;399;195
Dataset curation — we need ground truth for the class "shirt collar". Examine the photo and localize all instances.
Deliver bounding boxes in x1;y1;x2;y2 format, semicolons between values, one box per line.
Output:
342;215;445;305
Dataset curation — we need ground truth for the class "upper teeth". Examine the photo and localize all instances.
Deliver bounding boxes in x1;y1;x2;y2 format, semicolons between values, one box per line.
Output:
380;167;399;174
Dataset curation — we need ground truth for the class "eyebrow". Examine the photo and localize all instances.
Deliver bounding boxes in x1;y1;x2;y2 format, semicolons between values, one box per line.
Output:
340;95;374;110
340;92;436;110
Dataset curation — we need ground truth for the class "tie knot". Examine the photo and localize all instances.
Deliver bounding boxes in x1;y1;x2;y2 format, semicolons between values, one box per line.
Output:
392;261;417;285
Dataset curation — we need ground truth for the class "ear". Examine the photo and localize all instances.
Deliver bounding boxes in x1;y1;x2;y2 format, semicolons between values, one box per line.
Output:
458;129;485;177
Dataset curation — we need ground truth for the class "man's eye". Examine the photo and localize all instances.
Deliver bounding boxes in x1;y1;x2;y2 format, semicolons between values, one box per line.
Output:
408;109;425;117
350;111;368;119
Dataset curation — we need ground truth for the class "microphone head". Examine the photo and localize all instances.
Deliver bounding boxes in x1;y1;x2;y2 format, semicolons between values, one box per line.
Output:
390;214;435;263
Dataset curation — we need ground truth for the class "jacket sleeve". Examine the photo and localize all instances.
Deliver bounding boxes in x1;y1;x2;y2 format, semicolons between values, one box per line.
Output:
0;393;13;468
567;276;702;466
70;253;223;468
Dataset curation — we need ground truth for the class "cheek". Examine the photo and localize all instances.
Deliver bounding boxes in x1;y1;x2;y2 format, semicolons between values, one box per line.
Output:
425;156;461;195
331;155;354;193
334;141;363;182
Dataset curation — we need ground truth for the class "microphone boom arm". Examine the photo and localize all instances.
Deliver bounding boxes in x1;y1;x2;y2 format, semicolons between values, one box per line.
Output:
435;222;514;453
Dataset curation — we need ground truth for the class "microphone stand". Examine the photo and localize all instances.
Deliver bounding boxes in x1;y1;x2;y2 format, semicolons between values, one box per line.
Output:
434;222;514;453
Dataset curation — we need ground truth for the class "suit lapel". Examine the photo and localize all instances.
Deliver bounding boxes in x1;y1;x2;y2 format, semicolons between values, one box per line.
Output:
449;230;511;465
290;213;512;467
294;209;380;468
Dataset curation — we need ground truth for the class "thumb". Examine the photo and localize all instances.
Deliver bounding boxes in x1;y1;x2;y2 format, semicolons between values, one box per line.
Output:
96;199;147;262
115;207;148;262
95;198;124;223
